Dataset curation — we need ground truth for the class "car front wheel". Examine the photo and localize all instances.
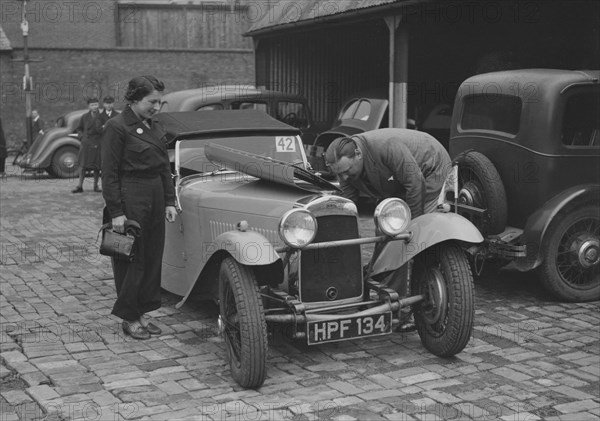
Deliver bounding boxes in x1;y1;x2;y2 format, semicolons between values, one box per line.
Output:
218;257;268;389
413;242;475;357
539;205;600;302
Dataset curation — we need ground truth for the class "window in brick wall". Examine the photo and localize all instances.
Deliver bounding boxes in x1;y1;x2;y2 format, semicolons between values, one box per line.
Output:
117;2;253;50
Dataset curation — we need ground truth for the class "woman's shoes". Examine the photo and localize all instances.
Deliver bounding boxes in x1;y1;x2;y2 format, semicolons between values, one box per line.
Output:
144;322;162;335
122;320;150;340
71;186;83;193
139;314;162;335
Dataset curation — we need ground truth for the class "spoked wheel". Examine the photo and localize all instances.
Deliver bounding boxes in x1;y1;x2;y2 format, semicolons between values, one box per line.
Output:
218;257;268;388
454;152;507;235
413;242;474;357
539;205;600;302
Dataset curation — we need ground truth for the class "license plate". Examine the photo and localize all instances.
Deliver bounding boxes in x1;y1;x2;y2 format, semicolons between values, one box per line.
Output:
307;312;392;345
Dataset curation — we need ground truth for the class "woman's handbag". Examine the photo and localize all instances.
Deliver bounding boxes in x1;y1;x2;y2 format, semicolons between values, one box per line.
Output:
98;221;141;262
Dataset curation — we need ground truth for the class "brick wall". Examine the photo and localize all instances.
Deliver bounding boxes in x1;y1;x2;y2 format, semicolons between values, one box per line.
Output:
1;48;254;148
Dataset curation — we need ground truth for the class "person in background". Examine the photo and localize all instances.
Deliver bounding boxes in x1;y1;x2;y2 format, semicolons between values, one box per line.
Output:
72;98;103;193
100;96;118;125
101;75;177;340
31;110;44;137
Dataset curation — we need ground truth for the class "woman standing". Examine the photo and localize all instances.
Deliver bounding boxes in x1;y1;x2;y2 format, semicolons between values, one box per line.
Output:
102;76;177;339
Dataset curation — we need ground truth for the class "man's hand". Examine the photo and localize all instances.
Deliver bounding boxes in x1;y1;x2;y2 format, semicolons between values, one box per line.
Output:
165;206;177;223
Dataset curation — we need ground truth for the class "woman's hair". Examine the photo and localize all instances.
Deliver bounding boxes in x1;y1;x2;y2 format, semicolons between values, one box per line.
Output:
324;136;357;166
124;75;165;102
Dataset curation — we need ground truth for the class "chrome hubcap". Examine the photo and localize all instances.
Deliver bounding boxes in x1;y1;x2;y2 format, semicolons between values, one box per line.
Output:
458;181;482;207
63;156;75;169
573;237;600;269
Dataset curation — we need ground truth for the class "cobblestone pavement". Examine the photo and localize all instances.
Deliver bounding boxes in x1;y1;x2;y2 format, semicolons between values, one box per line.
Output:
1;163;599;421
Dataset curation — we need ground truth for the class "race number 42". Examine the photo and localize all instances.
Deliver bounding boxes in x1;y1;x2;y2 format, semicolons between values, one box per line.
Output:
276;136;296;152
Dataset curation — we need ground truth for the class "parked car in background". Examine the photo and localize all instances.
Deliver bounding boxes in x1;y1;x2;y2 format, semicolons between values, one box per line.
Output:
17;109;87;178
157;109;482;389
447;69;600;302
159;85;324;145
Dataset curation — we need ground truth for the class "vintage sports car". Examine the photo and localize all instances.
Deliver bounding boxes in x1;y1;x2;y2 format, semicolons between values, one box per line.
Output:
157;110;483;388
447;69;600;302
16;109;87;178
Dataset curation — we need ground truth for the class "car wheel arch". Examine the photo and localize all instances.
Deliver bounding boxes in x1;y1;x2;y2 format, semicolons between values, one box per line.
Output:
516;183;600;271
181;245;284;307
35;136;80;170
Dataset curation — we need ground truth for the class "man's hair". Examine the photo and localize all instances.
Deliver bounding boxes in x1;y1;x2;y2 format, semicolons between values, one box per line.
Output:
324;136;357;166
86;97;99;104
103;96;115;103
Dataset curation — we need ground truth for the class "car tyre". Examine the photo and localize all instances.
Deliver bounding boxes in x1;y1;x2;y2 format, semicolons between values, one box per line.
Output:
219;257;268;389
454;151;507;235
538;205;600;302
413;242;475;357
50;146;79;178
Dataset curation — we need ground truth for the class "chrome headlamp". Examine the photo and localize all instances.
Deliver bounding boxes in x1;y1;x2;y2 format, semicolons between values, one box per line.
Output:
374;198;411;236
278;209;317;248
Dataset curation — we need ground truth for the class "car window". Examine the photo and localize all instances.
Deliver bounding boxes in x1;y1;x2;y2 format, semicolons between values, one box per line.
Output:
460;94;522;135
231;102;267;112
197;104;224;111
561;91;600;148
176;135;305;175
277;101;309;128
56;117;66;128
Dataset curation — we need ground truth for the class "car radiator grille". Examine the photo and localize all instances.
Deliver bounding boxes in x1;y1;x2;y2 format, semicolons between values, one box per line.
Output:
299;215;363;302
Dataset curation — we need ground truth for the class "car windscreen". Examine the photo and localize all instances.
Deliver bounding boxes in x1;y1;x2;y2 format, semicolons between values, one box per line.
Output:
340;99;372;121
177;134;304;175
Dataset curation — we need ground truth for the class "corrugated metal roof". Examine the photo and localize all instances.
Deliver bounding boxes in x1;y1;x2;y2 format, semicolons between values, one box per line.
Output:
246;0;405;35
0;25;13;52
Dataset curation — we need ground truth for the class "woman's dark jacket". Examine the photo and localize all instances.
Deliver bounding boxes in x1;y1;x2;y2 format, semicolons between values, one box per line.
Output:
101;106;176;218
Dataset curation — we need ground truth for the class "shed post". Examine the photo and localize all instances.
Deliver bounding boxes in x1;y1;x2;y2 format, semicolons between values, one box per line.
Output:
385;15;408;128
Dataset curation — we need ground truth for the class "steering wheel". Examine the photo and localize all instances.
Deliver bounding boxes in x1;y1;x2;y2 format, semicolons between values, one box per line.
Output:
281;112;298;126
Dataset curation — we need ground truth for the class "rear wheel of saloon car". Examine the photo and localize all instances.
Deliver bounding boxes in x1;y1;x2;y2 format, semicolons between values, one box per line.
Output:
454;151;507;235
219;257;268;388
49;146;79;178
413;242;475;357
538;204;600;302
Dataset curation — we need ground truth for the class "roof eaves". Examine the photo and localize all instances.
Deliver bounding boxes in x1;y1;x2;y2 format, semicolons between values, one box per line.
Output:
244;0;426;37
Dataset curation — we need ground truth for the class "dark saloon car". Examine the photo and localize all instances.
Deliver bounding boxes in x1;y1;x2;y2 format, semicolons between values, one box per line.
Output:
447;69;600;302
159;85;324;145
157;109;482;388
17;109;87;178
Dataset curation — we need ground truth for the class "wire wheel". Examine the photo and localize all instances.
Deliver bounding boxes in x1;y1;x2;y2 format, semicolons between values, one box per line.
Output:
539;205;600;302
